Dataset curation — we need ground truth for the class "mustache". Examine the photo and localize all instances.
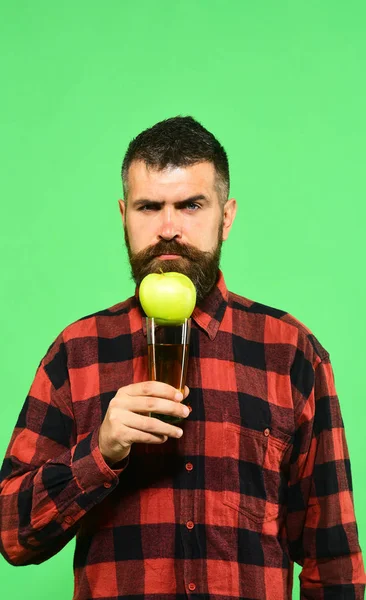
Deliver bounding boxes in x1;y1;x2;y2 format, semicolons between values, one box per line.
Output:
142;241;194;259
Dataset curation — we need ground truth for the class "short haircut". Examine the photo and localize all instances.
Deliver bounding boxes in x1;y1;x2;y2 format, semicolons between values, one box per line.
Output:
121;116;229;207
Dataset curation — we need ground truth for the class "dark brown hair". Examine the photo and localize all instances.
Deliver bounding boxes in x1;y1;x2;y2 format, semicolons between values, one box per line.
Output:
121;116;229;207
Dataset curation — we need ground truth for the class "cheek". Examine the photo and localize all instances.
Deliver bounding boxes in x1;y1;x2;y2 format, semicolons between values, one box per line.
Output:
125;217;151;252
185;220;218;249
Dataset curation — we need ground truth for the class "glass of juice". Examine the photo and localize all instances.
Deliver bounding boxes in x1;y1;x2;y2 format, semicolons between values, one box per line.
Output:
146;317;191;423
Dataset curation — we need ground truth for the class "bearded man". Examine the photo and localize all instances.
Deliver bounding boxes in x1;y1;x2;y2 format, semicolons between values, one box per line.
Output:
0;116;364;599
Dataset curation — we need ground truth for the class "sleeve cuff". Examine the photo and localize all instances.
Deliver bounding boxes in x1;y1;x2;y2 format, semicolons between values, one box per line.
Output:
71;429;129;493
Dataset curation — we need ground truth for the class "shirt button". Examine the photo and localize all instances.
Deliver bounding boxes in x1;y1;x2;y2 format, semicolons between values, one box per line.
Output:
185;462;193;471
264;428;270;437
104;481;112;488
188;582;196;591
186;520;194;530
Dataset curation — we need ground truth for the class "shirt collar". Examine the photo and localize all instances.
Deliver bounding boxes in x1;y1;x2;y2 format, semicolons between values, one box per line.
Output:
135;269;228;341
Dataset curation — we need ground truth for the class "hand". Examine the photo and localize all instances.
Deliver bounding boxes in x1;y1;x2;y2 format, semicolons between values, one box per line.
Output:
98;381;190;466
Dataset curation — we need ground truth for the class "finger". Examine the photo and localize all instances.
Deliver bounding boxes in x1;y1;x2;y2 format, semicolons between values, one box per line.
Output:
119;426;169;445
122;411;184;439
124;381;183;401
123;395;189;420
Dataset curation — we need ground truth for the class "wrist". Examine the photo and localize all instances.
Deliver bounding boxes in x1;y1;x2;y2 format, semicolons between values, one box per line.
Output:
100;446;131;468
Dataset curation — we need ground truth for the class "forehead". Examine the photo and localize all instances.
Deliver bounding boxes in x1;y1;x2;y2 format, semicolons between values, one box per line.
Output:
126;160;218;201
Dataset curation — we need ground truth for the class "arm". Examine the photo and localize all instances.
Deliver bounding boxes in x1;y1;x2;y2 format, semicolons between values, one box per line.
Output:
0;354;129;566
287;353;365;598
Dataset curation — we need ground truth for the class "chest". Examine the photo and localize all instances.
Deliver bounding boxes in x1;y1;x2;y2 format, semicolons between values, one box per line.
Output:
70;325;295;445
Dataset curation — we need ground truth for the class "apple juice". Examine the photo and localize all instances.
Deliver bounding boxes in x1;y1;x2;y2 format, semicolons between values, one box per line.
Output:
148;342;189;423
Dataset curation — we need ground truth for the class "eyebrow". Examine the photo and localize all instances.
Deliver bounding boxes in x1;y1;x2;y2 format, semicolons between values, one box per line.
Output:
132;194;210;209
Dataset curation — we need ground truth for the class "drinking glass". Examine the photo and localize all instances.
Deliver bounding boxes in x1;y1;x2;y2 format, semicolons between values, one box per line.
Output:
146;317;191;423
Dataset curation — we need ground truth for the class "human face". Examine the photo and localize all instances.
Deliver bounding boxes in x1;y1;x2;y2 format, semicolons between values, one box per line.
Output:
119;160;236;304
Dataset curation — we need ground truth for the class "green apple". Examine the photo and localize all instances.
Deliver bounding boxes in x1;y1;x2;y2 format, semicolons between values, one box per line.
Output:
139;271;196;325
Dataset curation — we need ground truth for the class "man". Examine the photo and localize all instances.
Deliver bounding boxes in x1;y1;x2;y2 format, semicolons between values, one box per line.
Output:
0;116;364;599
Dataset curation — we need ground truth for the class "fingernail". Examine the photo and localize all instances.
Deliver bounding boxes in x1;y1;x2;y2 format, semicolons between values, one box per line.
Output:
183;406;190;417
175;392;183;401
176;428;183;437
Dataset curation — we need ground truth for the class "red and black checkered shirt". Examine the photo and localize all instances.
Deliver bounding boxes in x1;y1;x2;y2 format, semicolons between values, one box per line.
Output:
1;270;365;599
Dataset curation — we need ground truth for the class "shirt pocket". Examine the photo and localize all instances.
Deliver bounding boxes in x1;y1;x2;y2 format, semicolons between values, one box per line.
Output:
222;417;292;524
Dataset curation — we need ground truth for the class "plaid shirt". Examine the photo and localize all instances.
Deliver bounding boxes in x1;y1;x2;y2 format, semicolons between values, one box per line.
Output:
0;269;364;599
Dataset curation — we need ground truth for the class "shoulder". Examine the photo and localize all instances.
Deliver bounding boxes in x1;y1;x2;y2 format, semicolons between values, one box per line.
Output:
41;296;135;370
227;290;329;363
63;297;134;339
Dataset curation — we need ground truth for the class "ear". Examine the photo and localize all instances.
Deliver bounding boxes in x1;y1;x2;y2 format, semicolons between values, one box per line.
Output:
118;199;126;226
222;198;237;241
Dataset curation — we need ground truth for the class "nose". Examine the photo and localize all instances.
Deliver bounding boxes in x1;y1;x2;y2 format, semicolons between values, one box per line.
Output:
158;206;182;241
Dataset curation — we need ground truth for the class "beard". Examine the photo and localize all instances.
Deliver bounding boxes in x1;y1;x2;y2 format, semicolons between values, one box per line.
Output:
123;219;224;306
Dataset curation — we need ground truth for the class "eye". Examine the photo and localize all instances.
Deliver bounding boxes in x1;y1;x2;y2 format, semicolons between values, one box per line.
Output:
185;202;201;211
137;202;201;212
138;204;158;211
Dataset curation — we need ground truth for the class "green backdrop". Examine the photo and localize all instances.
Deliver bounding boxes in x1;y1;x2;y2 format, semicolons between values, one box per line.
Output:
1;1;365;598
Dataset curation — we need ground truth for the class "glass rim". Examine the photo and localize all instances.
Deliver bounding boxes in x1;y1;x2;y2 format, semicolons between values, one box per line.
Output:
146;316;191;325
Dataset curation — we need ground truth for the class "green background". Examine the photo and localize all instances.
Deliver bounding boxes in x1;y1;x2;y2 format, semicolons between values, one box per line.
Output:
1;1;365;598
